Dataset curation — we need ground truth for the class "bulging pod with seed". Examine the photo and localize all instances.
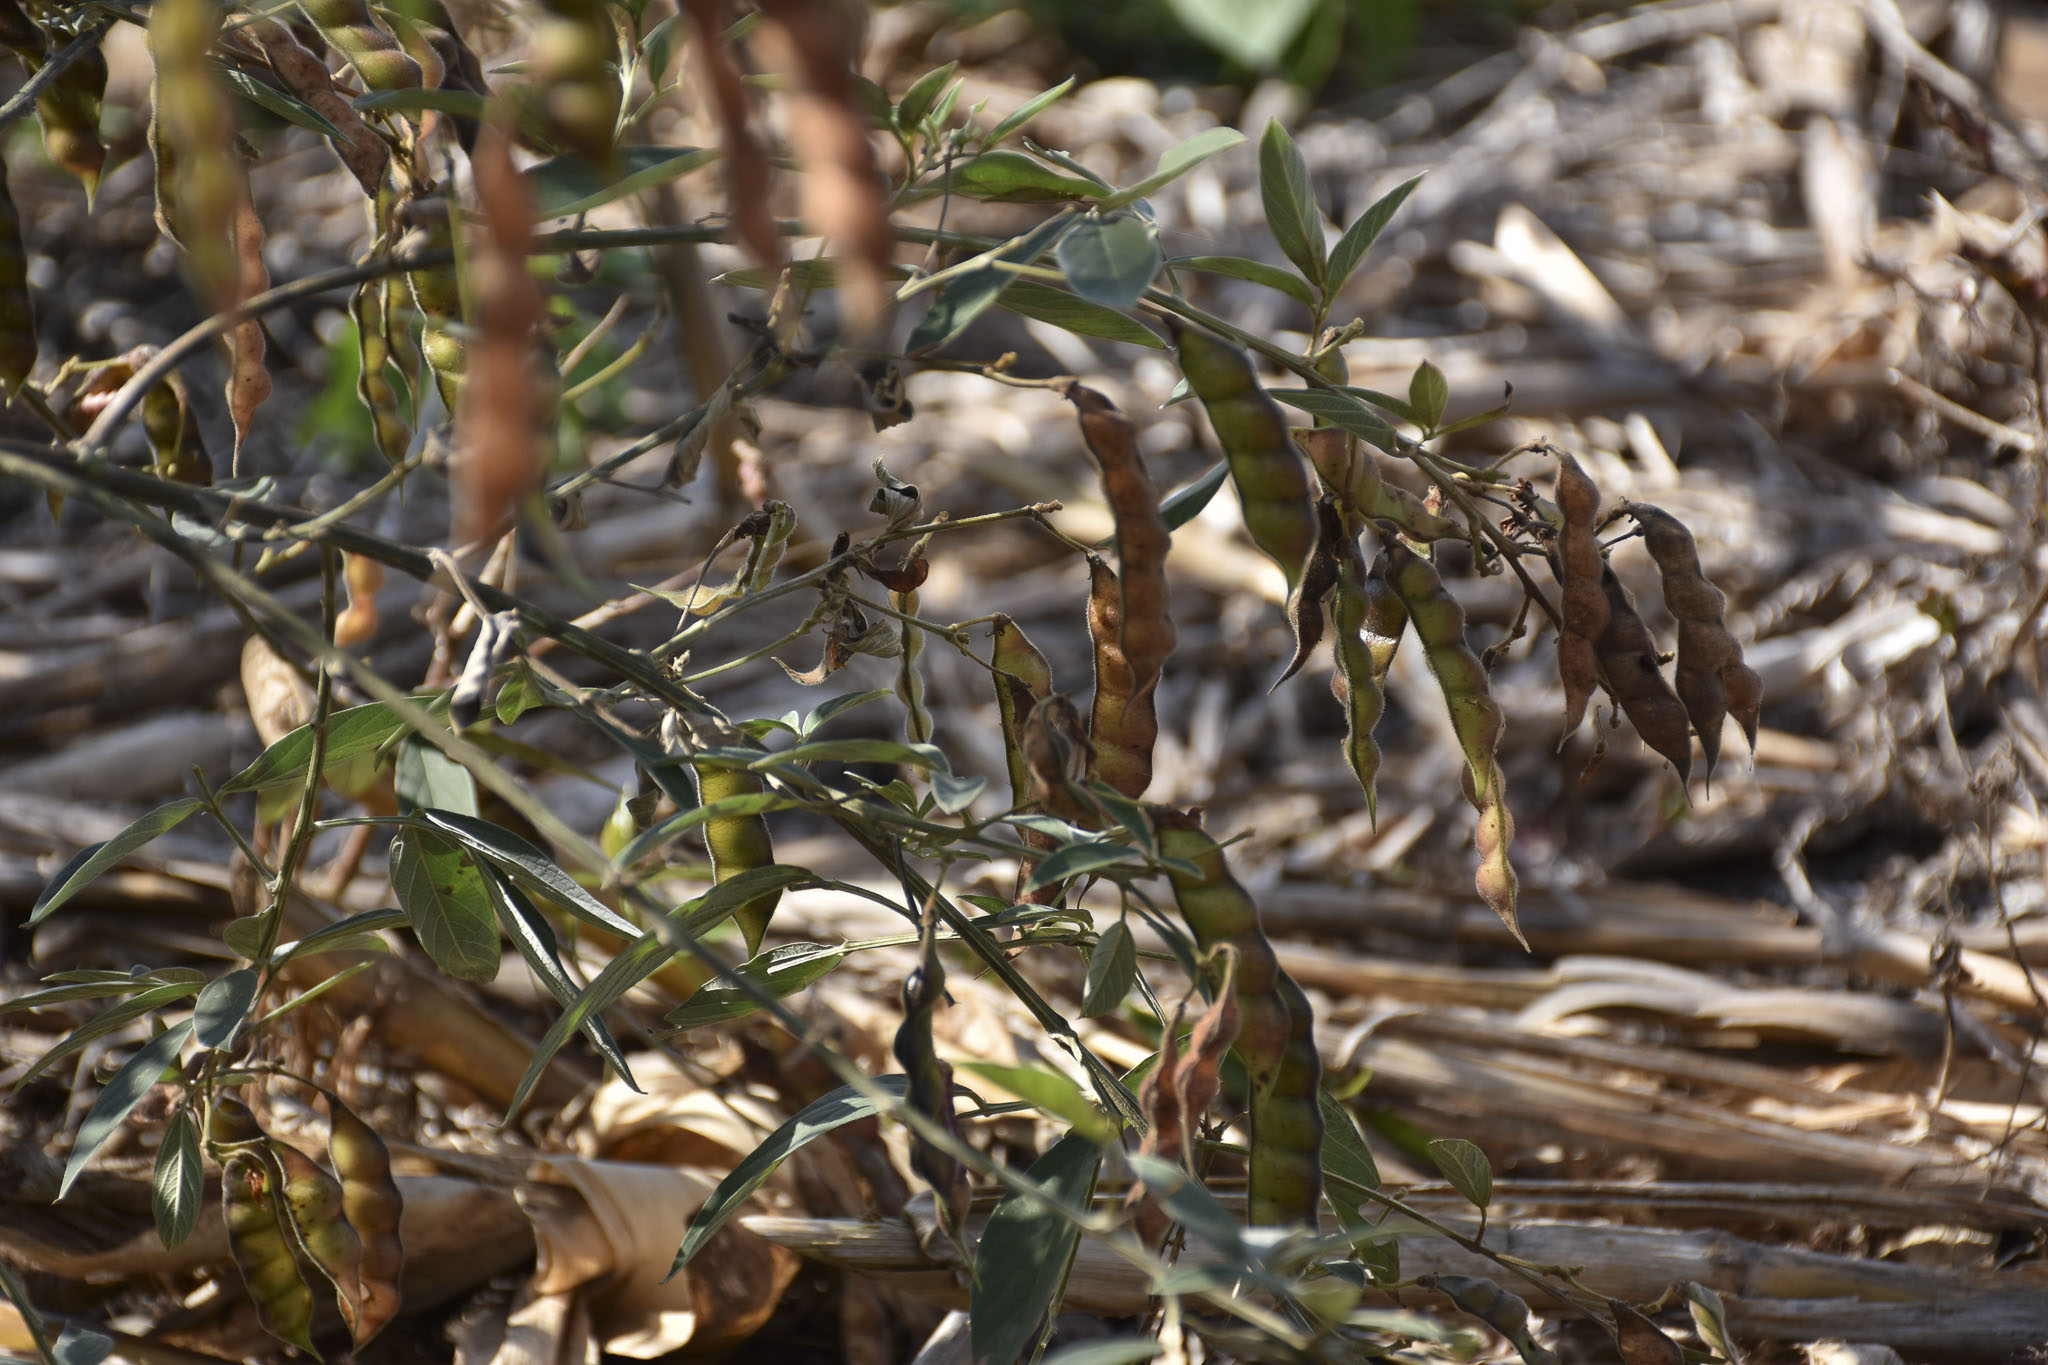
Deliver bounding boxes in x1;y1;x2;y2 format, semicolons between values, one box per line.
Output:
693;763;779;956
533;0;620;167
298;0;422;91
1383;542;1520;938
222;1152;320;1356
1174;327;1318;597
321;1087;403;1345
1551;450;1610;737
1294;426;1462;543
271;1140;366;1339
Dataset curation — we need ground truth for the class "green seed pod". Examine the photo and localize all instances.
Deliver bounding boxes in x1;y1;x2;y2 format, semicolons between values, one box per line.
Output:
297;0;422;92
206;1093;266;1152
1294;426;1463;543
351;279;410;465
401;196;462;410
1383;542;1519;941
271;1139;365;1341
221;1152;321;1358
1174;326;1317;595
1327;532;1391;825
532;1;619;168
1154;810;1323;1227
894;583;932;745
0;156;35;396
320;1087;402;1346
143;376;212;486
694;764;778;956
37;42;108;203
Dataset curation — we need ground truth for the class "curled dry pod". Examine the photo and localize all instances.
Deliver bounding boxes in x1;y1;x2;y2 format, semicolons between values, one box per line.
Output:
991;615;1053;806
893;908;969;1250
1623;501;1762;778
1383;543;1520;942
1126;946;1240;1247
1274;500;1343;687
1174;326;1318;596
694;764;779;956
1019;693;1095;828
1294;427;1462;543
0;156;34;396
1154;809;1322;1226
1070;384;1174;797
1552;451;1610;738
222;1152;321;1358
247;18;390;196
1592;563;1693;786
37;41;109;203
319;1087;402;1345
297;0;421;91
270;1139;365;1341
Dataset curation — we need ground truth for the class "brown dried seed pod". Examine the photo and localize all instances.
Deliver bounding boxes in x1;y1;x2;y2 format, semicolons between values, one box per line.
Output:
1552;451;1610;737
319;1087;402;1345
1623;501;1762;778
247;19;390;196
1126;946;1241;1247
1070;385;1174;796
1592;563;1693;786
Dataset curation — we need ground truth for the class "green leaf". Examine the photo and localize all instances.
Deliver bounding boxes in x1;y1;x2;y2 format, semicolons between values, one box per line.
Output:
1126;1153;1242;1254
389;826;499;983
59;1020;193;1201
1427;1137;1492;1210
1319;1090;1380;1227
906;215;1076;354
418;809;638;937
946;150;1103;203
1100;126;1246;210
19;982;203;1086
1025;841;1142;893
1159;459;1230;532
663;942;847;1031
1328;173;1423;293
896;61;958;131
970;1133;1102;1365
0;976;194;1016
1168;0;1319;71
711;258;863;292
672;1077;911;1273
29;798;203;927
192;969;259;1051
667;865;815;938
1258;120;1324;287
274;908;409;963
1169;254;1316;309
1041;1342;1163;1365
505;932;667;1120
1432;391;1515;439
1056;214;1162;309
494;663;545;723
746;738;950;772
958;1062;1113;1145
219;701;408;798
152;1110;203;1250
214;61;347;141
997;280;1165;349
395;740;479;818
612;790;798;870
528;145;719;219
1408;359;1448;432
354;85;488;122
480;863;634;1083
1267;388;1396;446
1342;386;1418;425
930;772;987;815
1081;920;1137;1018
803;689;896;736
984;78;1074;148
639;14;682;84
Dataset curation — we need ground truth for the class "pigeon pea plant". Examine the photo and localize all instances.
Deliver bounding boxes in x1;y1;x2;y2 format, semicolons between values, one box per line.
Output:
0;6;1756;1362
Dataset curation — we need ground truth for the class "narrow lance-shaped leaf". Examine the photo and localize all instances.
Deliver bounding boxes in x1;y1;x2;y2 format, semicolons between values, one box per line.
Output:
970;1133;1102;1365
30;798;203;926
1258;119;1324;287
1327;172;1423;293
152;1109;204;1249
60;1021;195;1201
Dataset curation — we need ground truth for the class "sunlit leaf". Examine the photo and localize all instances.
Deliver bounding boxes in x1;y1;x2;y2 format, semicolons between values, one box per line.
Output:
29;799;203;927
1057;214;1162;309
1258;119;1324;287
60;1021;193;1201
1329;173;1423;294
663;942;848;1031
